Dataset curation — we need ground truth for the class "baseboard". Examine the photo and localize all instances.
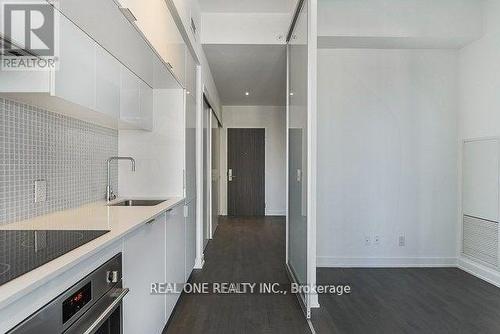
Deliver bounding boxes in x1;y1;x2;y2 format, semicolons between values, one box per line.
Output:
265;210;286;216
458;256;500;288
194;256;205;269
317;256;458;268
309;294;320;308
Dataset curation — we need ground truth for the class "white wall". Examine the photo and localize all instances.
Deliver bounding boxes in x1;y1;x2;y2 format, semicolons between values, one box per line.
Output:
458;0;500;285
317;49;459;267
118;89;185;198
220;106;286;216
459;0;500;139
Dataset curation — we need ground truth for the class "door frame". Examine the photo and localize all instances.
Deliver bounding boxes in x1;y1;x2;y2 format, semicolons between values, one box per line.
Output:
196;83;222;268
226;127;266;216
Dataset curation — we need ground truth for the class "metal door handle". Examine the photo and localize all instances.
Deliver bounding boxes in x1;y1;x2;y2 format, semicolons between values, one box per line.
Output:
228;169;236;181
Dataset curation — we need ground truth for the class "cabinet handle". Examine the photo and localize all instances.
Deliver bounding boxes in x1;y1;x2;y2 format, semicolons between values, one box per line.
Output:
119;7;137;23
145;219;155;225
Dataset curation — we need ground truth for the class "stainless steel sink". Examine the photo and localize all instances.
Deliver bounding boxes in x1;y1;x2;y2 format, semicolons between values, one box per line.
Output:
109;199;166;207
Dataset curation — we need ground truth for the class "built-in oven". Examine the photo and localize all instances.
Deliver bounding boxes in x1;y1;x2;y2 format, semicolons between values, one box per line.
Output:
8;253;128;334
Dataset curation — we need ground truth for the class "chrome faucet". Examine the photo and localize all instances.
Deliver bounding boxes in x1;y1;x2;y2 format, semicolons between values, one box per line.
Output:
106;156;136;202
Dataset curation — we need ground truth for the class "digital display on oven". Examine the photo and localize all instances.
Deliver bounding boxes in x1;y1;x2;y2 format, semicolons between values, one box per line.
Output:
62;282;92;323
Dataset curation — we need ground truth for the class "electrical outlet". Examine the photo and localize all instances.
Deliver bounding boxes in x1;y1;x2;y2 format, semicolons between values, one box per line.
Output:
374;235;380;245
365;236;371;246
399;235;406;247
34;180;47;203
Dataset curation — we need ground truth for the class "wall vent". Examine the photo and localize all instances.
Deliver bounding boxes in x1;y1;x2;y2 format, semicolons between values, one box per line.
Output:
463;215;499;267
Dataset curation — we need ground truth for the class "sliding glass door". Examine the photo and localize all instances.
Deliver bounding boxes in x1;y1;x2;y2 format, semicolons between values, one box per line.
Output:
287;0;316;318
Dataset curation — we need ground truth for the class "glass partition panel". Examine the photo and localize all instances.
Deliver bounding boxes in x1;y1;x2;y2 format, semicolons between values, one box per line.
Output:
287;0;308;315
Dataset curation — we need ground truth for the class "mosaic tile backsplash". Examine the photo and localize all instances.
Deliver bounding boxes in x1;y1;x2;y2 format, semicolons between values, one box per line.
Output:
0;98;118;225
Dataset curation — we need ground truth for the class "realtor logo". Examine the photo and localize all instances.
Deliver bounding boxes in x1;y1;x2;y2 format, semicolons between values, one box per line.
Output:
1;1;58;70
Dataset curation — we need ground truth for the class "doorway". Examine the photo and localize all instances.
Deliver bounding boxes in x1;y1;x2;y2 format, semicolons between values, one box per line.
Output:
227;128;265;216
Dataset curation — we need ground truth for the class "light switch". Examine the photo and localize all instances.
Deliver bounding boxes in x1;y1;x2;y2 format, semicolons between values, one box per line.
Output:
34;180;47;203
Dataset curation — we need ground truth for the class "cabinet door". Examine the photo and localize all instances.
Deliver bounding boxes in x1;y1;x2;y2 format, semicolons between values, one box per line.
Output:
120;65;141;126
123;214;167;334
185;200;196;280
53;15;96;110
96;47;121;119
171;0;191;29
165;205;186;320
120;0;186;86
185;95;197;200
60;0;154;86
139;79;154;131
153;53;179;89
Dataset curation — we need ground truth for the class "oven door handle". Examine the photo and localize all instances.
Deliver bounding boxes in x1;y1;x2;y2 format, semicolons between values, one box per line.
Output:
82;288;129;334
65;287;129;334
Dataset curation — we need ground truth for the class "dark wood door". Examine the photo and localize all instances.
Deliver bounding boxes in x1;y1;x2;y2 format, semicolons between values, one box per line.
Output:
227;128;265;216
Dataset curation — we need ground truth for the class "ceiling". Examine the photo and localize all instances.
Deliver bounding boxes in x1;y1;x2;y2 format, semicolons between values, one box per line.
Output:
203;44;287;106
199;0;297;13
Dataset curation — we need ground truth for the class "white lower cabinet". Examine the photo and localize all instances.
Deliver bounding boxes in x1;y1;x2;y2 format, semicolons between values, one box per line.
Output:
185;199;196;281
165;204;186;319
123;212;167;334
122;204;186;334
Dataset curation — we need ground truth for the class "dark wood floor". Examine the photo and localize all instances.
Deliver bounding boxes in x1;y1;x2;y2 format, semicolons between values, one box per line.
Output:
312;267;500;334
164;216;500;334
164;216;311;334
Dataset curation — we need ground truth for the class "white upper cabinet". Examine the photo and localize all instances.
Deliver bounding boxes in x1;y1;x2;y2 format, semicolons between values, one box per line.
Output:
53;15;96;111
171;0;201;42
171;0;191;29
139;79;154;131
96;47;121;119
120;65;142;127
0;8;152;130
118;0;186;87
58;0;155;86
119;64;153;131
153;53;179;89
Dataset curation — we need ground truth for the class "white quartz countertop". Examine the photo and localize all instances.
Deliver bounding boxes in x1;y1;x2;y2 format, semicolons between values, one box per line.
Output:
0;197;184;309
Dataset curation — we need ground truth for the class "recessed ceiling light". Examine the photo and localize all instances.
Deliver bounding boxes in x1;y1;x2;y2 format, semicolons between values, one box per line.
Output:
245;92;249;96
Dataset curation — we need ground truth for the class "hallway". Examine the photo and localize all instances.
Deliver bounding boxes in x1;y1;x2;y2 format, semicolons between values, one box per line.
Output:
164;216;311;334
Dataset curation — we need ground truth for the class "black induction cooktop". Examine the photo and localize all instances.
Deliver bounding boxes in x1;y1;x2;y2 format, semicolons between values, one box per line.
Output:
0;230;109;286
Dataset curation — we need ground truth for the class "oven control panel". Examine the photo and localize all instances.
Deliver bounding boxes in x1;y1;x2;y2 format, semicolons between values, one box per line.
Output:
63;282;92;323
